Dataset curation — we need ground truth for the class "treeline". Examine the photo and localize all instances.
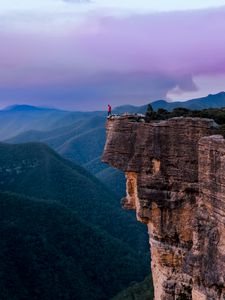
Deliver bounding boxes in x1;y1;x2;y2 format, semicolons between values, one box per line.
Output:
145;105;225;137
145;104;225;124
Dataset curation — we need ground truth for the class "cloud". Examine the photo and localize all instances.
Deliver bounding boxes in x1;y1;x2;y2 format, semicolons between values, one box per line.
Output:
0;7;225;109
77;8;225;75
0;70;197;110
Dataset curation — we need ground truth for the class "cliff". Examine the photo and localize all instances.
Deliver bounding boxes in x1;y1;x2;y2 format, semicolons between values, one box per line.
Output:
102;115;225;300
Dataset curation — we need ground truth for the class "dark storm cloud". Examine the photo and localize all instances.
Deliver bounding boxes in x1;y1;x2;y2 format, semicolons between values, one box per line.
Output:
0;72;194;110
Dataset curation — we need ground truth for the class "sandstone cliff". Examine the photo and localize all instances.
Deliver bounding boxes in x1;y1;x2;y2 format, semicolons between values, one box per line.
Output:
102;115;225;300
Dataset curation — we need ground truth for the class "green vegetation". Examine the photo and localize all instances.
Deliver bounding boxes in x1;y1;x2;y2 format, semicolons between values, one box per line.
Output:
145;106;225;129
0;142;148;253
112;275;154;300
6;115;126;197
0;192;147;300
145;106;225;139
96;167;126;197
145;104;155;122
0;142;150;299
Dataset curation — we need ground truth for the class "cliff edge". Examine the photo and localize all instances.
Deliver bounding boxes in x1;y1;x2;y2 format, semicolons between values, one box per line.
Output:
102;115;225;300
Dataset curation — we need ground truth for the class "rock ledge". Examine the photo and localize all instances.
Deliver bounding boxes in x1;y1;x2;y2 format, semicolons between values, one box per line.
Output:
102;116;225;300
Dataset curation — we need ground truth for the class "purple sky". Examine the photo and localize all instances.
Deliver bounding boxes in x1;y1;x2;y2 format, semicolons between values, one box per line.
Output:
0;2;225;110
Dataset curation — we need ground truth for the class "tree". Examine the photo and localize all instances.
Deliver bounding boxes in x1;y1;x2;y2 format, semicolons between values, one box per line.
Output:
145;104;156;122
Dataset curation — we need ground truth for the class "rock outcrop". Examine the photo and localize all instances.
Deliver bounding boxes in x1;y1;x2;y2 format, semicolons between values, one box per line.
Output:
102;115;225;300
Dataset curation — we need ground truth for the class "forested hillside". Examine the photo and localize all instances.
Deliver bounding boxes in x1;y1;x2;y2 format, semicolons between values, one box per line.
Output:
0;192;148;300
0;142;148;253
6;114;125;196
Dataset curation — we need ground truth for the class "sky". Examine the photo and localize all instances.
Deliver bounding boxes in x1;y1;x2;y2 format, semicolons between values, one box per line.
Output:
0;0;225;110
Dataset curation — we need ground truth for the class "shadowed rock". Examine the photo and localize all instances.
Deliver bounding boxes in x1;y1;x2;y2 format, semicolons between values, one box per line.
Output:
102;115;225;299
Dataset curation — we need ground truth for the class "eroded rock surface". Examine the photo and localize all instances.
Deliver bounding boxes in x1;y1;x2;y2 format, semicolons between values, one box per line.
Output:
102;116;225;300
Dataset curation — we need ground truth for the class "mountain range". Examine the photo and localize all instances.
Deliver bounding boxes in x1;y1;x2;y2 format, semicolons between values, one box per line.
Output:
2;92;225;299
5;92;225;197
2;91;225;139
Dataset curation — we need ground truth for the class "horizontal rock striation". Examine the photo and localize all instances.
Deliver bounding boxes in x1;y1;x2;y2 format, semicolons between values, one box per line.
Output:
102;116;225;300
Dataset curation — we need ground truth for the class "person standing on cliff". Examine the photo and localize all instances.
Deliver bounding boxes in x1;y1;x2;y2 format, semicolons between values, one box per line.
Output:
107;104;112;117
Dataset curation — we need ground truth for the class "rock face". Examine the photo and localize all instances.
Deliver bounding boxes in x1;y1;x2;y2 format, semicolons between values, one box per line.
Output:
102;115;225;300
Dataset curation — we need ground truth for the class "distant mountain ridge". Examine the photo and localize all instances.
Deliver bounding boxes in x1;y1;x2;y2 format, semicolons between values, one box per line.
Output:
114;91;225;113
2;104;61;112
4;91;225;197
3;91;225;115
152;91;225;111
0;105;104;140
